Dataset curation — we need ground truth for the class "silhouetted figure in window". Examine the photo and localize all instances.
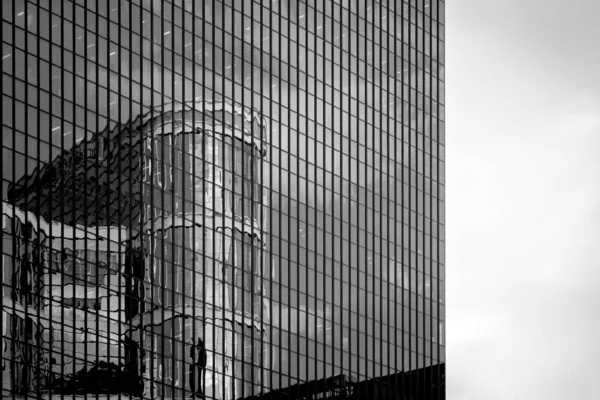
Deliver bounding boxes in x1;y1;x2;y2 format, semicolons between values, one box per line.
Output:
189;338;207;399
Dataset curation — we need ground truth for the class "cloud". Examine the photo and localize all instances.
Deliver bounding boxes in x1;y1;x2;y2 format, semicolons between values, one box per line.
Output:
448;1;600;398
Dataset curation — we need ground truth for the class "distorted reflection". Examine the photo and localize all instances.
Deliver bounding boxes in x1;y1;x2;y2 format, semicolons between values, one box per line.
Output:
3;99;271;398
2;0;445;398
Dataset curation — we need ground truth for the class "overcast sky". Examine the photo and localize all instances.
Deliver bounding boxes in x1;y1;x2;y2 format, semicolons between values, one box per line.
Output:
447;0;600;398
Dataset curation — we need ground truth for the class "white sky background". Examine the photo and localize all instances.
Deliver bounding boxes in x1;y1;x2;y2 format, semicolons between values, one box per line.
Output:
447;0;600;398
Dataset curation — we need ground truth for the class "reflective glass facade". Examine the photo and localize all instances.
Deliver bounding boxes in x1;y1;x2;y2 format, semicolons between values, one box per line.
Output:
1;0;444;399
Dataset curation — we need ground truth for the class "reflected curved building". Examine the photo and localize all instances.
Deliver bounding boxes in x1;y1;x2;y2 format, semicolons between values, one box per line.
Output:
5;99;271;399
131;99;271;399
2;1;445;399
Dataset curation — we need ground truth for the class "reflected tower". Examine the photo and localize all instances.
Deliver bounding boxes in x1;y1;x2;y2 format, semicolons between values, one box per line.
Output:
129;99;271;399
4;99;271;400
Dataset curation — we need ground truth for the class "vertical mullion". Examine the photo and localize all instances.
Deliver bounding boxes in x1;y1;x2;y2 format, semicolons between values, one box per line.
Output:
201;1;209;398
232;5;242;396
104;0;110;384
273;1;282;391
421;1;428;394
252;8;257;393
179;2;187;397
188;1;197;397
419;4;424;384
236;3;243;396
148;1;156;397
192;0;203;397
137;0;146;394
21;2;31;397
435;0;442;382
58;0;67;391
400;0;408;394
290;0;295;389
298;2;304;387
427;2;435;391
169;2;176;397
376;0;384;383
160;2;168;395
34;2;44;395
267;0;276;391
368;3;374;383
378;1;387;383
219;4;228;399
391;0;399;387
408;0;414;385
256;1;263;395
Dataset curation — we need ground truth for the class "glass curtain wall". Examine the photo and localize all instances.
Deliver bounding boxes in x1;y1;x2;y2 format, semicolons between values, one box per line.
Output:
1;0;445;399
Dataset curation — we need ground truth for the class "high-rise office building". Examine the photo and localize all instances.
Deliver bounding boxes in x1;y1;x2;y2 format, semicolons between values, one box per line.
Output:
1;1;444;399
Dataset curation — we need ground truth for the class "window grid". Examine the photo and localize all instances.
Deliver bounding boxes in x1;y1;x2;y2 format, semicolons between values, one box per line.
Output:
1;1;444;399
